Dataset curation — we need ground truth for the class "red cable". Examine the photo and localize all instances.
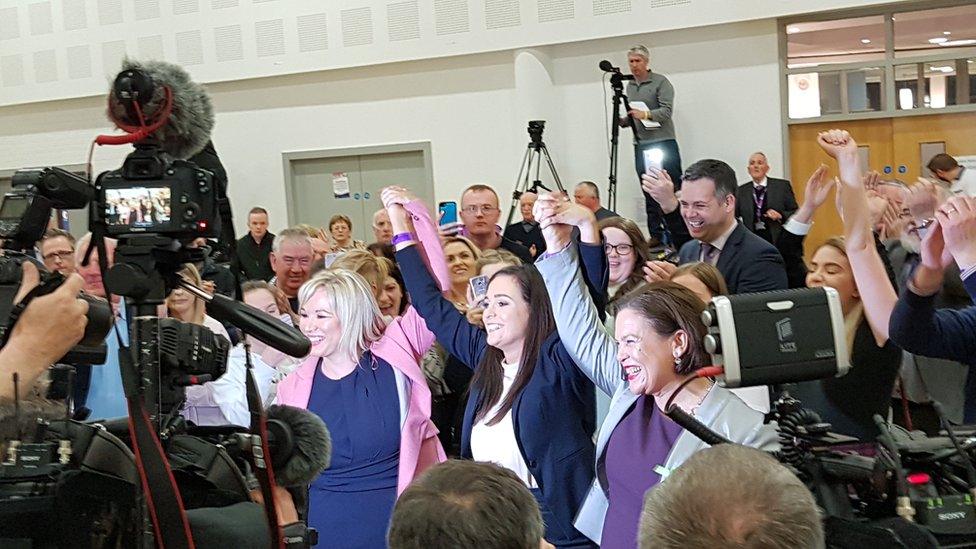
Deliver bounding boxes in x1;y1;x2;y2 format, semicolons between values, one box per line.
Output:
95;86;174;146
696;365;725;378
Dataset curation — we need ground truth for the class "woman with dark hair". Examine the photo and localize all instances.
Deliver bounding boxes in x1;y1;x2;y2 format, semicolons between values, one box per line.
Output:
384;186;598;548
599;217;651;313
533;195;777;547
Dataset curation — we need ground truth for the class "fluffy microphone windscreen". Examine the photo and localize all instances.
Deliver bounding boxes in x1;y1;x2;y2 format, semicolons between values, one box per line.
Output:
108;58;214;160
266;404;332;487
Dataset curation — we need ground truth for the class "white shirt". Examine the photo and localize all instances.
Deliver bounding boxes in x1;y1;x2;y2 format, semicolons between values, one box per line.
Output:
752;176;768;188
182;345;280;427
470;360;539;489
951;167;976;197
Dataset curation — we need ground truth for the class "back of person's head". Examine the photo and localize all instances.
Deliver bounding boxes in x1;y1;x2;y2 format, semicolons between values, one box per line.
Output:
683;158;738;199
671;262;728;300
328;249;390;295
639;444;824;549
388;460;549;549
615;281;709;374
297;269;386;361
476;248;522;275
294;223;319;238
927;153;959;174
367;241;396;261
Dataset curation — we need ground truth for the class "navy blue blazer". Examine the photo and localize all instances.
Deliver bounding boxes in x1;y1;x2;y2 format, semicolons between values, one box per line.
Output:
397;245;597;542
678;222;788;294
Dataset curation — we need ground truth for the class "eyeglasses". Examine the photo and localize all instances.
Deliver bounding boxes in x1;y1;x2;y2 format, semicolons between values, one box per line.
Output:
42;250;74;262
280;256;312;268
604;243;634;256
461;205;499;215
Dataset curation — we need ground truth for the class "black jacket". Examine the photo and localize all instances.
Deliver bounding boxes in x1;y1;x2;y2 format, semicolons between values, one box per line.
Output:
736;178;798;244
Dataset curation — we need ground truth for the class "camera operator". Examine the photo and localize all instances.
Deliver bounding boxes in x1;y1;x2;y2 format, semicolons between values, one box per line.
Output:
0;262;88;403
38;228;77;276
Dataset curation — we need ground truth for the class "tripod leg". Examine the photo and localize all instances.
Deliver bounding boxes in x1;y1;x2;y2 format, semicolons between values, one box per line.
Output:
539;145;564;194
506;145;534;229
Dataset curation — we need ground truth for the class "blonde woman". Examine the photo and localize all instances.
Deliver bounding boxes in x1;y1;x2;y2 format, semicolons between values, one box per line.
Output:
276;200;450;548
166;264;230;342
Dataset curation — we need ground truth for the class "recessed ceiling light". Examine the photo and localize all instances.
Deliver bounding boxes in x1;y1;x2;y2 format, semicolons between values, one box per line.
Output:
944;31;952;35
787;26;800;34
929;37;949;44
930;66;954;73
860;38;871;44
940;39;976;47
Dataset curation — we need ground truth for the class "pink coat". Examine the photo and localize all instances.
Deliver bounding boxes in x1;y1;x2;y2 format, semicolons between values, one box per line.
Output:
275;200;449;495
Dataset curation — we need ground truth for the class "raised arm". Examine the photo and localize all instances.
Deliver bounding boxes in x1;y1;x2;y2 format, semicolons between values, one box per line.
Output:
534;194;622;396
384;187;487;368
817;130;895;344
641;168;691;249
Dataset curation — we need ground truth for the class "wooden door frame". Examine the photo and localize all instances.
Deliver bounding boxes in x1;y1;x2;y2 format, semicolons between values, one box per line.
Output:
281;141;435;227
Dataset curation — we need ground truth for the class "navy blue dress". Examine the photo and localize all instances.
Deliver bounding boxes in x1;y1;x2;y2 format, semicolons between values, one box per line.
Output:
306;353;401;549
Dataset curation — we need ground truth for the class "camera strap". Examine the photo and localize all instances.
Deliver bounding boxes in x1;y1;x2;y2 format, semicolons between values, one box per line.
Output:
118;330;196;549
246;365;286;549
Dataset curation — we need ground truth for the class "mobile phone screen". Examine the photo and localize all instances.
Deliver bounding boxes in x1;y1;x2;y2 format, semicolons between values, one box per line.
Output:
439;201;458;226
643;148;664;173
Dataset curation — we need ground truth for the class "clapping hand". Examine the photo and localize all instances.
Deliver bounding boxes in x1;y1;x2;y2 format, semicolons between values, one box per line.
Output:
936;196;976;271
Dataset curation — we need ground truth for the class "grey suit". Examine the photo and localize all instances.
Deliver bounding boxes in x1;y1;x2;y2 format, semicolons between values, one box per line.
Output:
536;244;779;544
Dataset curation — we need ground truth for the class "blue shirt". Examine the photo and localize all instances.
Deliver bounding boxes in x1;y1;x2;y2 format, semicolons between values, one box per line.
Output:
86;301;129;420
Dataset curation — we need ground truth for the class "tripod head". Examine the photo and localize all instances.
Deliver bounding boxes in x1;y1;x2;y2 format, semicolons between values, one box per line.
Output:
528;120;546;150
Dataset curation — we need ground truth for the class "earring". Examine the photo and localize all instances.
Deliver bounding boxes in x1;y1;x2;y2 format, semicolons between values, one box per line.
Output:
674;356;682;366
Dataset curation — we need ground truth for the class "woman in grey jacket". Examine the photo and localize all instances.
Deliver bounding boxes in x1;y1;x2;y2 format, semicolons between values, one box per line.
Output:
533;196;779;547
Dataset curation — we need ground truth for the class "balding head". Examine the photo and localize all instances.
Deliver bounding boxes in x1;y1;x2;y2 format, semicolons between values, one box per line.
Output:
519;192;538;222
372;208;392;244
574;181;601;213
747;152;770;183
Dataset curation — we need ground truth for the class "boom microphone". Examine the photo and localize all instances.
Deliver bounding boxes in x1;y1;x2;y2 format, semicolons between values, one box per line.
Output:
598;60;617;73
100;59;214;160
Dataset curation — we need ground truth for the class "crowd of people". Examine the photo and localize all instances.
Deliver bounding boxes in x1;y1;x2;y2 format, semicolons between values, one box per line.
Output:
6;44;976;549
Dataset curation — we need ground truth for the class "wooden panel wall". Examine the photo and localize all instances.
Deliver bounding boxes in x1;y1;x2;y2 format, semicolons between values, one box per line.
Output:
787;112;976;259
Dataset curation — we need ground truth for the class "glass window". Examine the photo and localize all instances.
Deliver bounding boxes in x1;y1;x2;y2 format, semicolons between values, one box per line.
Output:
847;67;884;112
787;16;885;69
894;4;976;59
895;63;921;110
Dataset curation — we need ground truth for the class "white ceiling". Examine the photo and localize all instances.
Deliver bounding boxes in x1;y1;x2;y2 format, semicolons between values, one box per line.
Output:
787;4;976;61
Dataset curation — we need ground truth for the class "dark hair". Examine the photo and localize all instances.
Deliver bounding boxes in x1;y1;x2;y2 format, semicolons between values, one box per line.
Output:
367;242;396;261
671;262;729;299
615;282;709;375
576;180;600;199
385;260;409;316
682;159;738;199
927;153;959;174
471;265;555;425
600;216;651;312
248;206;268;216
388;460;544;549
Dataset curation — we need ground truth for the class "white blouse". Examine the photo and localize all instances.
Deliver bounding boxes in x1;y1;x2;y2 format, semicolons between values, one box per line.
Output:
469;360;539;489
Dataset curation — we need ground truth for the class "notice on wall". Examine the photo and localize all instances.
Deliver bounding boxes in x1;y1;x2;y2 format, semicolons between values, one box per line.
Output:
332;172;350;198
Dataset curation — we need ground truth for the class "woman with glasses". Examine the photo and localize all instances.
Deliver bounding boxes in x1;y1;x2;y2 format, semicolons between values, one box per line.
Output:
533;194;778;547
387;186;600;548
599;217;652;316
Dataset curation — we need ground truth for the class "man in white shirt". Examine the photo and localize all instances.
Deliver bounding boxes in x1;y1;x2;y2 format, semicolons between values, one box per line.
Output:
928;153;976;197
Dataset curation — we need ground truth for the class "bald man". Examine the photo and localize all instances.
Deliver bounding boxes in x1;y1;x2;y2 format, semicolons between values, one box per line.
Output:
502;192;546;257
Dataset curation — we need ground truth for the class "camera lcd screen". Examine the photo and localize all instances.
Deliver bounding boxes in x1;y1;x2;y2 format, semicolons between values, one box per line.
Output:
104;187;172;228
0;194;29;221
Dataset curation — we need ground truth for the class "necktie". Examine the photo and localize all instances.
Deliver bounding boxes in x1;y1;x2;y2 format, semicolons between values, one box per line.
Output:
754;185;766;220
701;242;720;265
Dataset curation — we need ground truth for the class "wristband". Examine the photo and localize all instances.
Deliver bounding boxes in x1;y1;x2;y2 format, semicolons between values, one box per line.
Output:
392;232;415;246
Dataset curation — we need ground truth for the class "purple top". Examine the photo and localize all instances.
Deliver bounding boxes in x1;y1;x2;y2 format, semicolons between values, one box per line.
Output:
601;396;684;548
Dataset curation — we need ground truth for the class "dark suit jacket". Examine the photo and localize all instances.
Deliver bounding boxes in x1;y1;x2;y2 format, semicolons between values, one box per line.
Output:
503;221;546;257
678;223;788;294
736;178;798;243
398;245;597;542
594;207;619;221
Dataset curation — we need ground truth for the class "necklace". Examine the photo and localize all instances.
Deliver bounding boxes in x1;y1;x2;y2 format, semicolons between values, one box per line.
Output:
688;379;715;416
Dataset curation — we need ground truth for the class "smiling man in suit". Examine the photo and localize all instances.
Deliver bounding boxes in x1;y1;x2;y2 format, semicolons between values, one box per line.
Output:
735;152;798;245
643;159;788;294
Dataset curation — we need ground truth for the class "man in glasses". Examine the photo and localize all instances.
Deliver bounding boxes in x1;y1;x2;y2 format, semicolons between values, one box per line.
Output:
458;184;532;263
39;228;77;276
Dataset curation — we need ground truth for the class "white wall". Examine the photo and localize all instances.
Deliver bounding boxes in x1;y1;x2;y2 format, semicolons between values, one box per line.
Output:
0;18;782;235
